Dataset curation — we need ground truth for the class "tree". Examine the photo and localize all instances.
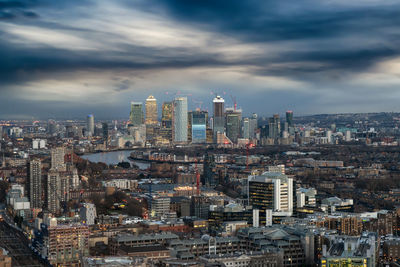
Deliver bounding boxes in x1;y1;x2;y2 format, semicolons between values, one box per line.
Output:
126;199;144;217
117;161;131;169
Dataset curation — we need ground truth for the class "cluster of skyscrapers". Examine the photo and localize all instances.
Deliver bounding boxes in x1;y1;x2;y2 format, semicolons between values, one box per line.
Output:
82;95;296;147
125;95;270;146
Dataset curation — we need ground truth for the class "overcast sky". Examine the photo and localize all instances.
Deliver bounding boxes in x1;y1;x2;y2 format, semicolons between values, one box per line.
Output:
1;0;400;119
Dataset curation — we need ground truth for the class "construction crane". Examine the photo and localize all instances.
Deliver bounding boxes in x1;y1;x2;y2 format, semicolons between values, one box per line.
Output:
191;98;204;110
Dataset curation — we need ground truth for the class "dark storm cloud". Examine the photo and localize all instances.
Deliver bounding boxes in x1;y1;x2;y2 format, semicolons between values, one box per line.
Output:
149;0;400;71
150;0;400;40
0;39;233;88
0;0;39;20
114;79;133;92
3;0;398;82
1;0;400;118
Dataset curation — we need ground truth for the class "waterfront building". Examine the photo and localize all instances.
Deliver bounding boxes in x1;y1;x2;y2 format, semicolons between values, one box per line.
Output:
145;95;157;125
130;102;143;126
173;97;188;143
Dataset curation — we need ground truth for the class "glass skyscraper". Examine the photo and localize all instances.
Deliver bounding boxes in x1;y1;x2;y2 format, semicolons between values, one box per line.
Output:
130;102;143;126
86;114;94;137
286;110;293;128
268;114;281;139
161;101;173;129
145;95;157;125
173;97;188;143
248;171;293;225
191;110;207;143
213;96;225;141
225;108;241;143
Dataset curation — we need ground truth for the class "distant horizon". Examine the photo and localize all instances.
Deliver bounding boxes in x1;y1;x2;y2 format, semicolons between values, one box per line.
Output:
0;109;399;122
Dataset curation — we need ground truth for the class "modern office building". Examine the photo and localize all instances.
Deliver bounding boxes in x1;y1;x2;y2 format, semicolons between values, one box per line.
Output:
208;204;253;231
173;97;188;143
225;108;242;143
243;118;250;139
213;96;225;140
159;102;173;143
248;171;294;225
242;113;258;140
145;95;157;125
161;101;173;129
102;122;108;140
286;110;293;128
86;114;94;137
296;188;317;208
29;158;42;209
129;102;143;126
151;197;171;218
268;114;281;139
250;113;258;137
191;110;207;143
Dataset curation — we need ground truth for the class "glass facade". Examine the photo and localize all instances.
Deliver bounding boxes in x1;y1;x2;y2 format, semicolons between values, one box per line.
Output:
191;111;207;143
226;110;241;143
249;181;274;225
162;102;173;128
173;97;188;142
130;102;143;126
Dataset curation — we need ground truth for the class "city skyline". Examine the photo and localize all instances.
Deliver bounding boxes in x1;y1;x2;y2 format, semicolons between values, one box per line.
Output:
1;1;400;118
3;1;400;265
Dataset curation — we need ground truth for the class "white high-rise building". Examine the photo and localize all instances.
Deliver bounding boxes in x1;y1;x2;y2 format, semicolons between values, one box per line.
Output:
345;130;352;141
326;130;332;143
173;97;188;143
248;171;294;221
151;197;170;218
145;95;158;125
86;114;95;137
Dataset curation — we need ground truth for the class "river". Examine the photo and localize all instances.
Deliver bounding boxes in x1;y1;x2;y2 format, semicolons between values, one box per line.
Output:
81;150;150;170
